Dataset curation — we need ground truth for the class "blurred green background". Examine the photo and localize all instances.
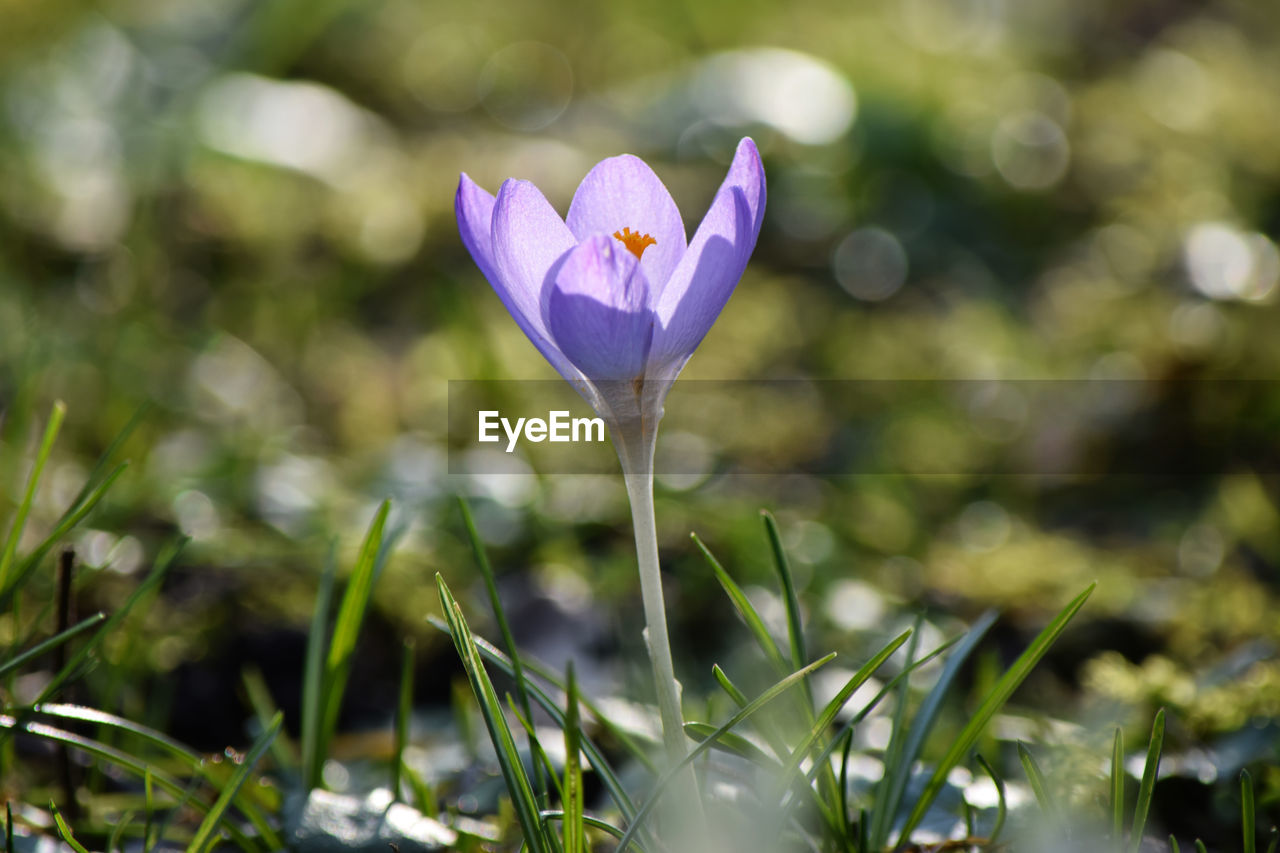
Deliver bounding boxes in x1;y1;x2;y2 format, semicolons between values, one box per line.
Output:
2;0;1279;839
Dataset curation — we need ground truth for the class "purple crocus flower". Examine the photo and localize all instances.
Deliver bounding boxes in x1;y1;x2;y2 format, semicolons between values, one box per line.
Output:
455;140;764;772
455;138;766;449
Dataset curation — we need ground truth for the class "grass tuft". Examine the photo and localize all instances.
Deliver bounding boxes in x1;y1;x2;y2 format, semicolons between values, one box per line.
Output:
894;582;1096;847
437;573;552;853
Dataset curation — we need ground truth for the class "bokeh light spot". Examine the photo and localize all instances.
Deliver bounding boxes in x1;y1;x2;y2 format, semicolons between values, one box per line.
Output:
1136;49;1212;131
477;42;574;132
832;227;908;302
693;48;856;145
1184;222;1279;302
990;111;1069;190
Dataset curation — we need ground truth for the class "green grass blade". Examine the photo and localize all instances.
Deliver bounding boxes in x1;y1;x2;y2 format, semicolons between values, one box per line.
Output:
975;754;1007;845
761;511;809;679
699;527;816;780
894;582;1095;848
683;721;780;766
145;768;155;848
68;403;148;506
570;692;658;775
712;663;750;707
871;610;997;849
563;663;585;853
403;759;437;818
702;520;840;831
616;652;838;853
34;702;213;767
1017;742;1052;812
43;463;128;547
1242;769;1256;853
757;504;849;835
50;801;90;853
814;634;960;787
318;501;392;786
1195;839;1208;853
1;714;256;849
869;618;923;849
509;699;567;805
438;574;549;853
31;703;281;847
469;620;659;777
763;635;964;846
540;812;628;842
459;497;547;801
301;542;338;790
774;629;962;839
1169;836;1180;853
777;633;911;788
150;773;209;849
0;463;129;615
693;533;788;672
838;728;854;843
1112;727;1125;850
1266;826;1278;853
0;401;64;591
107;808;134;852
242;666;298;770
712;663;794;762
393;638;414;802
0;403;139;611
768;631;911;842
518;650;659;775
1129;707;1165;853
429;616;644;822
0;612;105;680
185;711;282;853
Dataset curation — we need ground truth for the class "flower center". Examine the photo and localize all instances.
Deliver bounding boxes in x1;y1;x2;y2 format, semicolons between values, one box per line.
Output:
613;227;657;260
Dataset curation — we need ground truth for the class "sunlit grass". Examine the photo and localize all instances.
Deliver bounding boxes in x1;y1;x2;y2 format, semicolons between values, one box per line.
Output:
2;402;1276;849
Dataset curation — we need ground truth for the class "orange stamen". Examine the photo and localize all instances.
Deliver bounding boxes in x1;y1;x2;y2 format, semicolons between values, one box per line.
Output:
613;227;657;260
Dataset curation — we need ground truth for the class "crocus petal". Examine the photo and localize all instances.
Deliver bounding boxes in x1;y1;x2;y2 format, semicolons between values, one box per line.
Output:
566;154;687;288
487;178;588;384
547;235;654;383
455;173;500;285
648;137;766;375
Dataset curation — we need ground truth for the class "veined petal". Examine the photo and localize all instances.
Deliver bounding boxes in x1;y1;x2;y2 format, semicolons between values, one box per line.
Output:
648;137;765;375
547;235;654;383
487;178;587;384
455;173;499;285
491;178;578;318
566;154;687;287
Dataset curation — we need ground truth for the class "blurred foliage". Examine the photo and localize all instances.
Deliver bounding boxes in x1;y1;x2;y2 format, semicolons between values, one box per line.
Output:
2;0;1280;841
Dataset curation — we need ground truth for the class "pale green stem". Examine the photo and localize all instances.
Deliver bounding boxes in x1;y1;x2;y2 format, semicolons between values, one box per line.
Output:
618;430;688;764
613;410;709;850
